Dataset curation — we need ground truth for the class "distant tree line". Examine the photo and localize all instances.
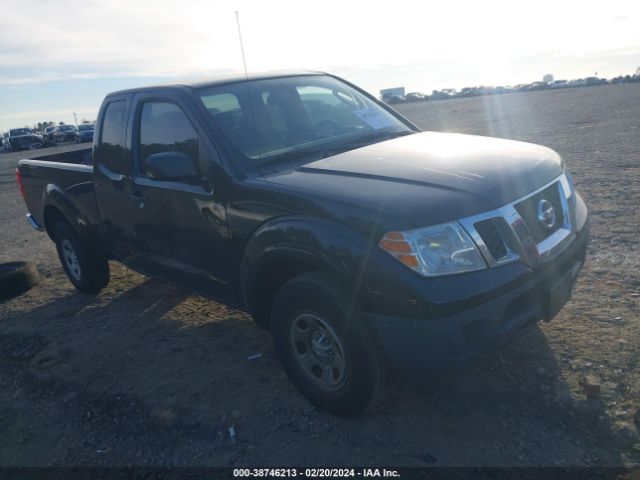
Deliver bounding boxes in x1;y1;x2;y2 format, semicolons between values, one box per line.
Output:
25;119;96;131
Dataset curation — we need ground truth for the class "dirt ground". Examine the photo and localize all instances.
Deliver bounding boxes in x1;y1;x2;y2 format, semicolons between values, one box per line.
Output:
0;84;639;467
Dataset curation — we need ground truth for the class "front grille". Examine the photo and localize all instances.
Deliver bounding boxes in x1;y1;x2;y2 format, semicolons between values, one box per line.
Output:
459;174;574;269
474;219;507;260
514;182;564;243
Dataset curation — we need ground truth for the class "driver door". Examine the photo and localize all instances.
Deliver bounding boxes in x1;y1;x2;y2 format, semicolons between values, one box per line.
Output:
127;94;234;302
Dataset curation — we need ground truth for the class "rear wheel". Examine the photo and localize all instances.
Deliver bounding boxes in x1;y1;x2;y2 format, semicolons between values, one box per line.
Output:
54;221;109;294
270;271;384;416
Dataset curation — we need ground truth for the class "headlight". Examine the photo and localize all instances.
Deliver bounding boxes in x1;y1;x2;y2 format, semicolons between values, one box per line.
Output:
379;222;487;277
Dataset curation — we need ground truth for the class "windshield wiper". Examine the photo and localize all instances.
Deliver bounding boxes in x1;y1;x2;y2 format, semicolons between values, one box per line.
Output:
258;130;415;167
259;146;343;166
342;130;414;147
307;130;415;159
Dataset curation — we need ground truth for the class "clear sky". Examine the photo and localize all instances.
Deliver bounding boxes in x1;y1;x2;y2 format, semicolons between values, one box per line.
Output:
1;0;639;131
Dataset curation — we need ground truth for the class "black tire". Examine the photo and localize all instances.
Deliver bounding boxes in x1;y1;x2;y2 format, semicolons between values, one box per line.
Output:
0;262;39;301
270;271;385;417
54;221;109;294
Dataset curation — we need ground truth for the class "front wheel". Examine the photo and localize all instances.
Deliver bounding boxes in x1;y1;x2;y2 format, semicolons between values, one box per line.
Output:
54;221;109;294
270;271;385;416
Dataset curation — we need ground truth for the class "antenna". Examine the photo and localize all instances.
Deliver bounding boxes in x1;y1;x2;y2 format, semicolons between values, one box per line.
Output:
234;11;261;159
235;11;249;79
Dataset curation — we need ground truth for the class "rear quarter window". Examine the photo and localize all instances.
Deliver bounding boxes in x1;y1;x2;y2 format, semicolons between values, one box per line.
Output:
97;100;128;174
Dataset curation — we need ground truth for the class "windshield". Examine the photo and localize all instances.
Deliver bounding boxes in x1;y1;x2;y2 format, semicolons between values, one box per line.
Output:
10;128;31;136
79;124;94;131
58;125;76;131
198;75;413;165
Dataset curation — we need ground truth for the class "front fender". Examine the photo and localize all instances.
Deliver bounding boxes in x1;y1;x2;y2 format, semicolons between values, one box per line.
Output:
240;215;385;309
239;214;439;326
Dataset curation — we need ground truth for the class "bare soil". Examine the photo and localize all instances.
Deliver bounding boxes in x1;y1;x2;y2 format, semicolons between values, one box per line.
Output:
0;84;639;467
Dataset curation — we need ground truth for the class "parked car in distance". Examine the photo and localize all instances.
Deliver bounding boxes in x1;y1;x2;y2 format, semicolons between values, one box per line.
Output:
17;71;589;416
75;124;95;143
430;89;456;100
1;132;10;152
405;92;427;102
386;95;406;104
493;86;513;94
51;125;78;145
567;79;587;88
42;126;57;146
459;87;482;97
549;80;568;89
8;128;43;151
527;82;549;92
585;77;606;87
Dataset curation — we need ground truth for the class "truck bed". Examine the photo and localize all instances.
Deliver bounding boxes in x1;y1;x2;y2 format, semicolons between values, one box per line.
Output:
30;145;92;165
18;146;98;235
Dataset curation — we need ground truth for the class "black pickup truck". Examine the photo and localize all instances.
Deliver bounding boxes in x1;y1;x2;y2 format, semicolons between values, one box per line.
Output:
17;72;589;416
8;127;44;151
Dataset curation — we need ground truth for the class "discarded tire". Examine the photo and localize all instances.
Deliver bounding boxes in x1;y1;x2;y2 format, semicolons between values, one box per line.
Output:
0;262;39;301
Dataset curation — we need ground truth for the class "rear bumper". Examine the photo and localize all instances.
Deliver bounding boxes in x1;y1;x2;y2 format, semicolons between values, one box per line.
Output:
366;222;589;382
26;213;44;231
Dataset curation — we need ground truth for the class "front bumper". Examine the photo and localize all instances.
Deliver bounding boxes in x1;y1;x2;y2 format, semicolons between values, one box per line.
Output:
11;138;43;150
57;134;76;143
366;221;589;382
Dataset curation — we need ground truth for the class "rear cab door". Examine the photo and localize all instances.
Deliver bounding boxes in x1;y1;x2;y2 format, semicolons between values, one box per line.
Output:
93;93;139;260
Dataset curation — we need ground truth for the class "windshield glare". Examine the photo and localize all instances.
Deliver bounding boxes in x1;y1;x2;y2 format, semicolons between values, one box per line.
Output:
198;75;412;165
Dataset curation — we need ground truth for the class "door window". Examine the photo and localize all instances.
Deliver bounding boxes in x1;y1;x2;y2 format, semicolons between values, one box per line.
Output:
138;102;200;177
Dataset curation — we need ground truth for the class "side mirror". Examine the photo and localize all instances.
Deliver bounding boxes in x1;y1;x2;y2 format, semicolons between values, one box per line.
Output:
145;151;199;181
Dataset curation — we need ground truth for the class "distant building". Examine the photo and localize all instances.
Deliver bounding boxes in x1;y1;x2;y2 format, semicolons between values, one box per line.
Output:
380;87;405;100
543;73;554;83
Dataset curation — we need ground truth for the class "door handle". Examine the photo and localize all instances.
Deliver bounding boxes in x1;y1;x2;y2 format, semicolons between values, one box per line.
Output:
97;163;125;190
129;191;145;209
112;176;125;190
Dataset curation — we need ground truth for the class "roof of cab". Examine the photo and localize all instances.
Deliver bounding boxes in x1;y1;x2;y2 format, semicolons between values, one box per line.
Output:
105;70;326;97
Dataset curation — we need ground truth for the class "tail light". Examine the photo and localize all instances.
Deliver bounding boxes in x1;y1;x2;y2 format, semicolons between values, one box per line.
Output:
16;168;25;200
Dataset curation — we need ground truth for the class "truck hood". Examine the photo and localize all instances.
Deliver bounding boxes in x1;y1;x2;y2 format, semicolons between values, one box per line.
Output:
262;131;564;228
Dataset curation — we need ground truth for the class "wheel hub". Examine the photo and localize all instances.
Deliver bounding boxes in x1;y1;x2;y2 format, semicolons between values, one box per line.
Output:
289;313;347;391
311;331;335;363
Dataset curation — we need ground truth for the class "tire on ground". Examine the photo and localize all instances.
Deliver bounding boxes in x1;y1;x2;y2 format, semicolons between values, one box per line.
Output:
54;221;109;294
0;262;39;301
270;270;385;417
